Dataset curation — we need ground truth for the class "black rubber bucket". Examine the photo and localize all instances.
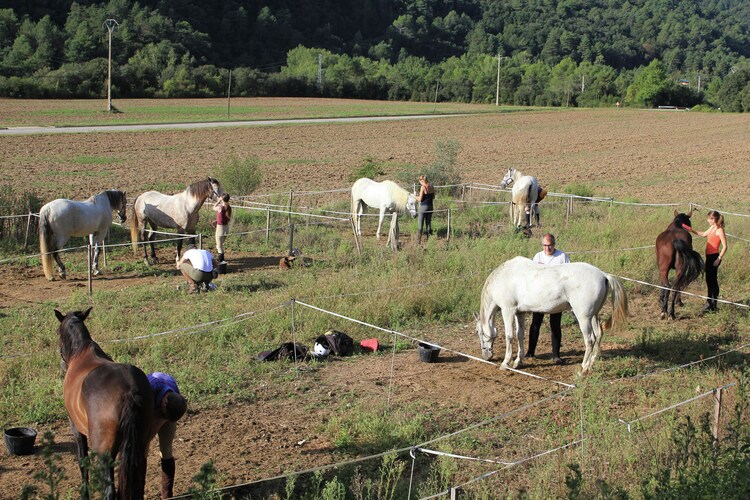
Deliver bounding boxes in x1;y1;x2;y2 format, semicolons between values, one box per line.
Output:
418;343;440;363
217;262;228;274
4;427;37;456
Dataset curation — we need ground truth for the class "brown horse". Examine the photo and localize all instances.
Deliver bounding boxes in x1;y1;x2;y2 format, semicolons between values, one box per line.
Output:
56;308;154;499
655;210;704;319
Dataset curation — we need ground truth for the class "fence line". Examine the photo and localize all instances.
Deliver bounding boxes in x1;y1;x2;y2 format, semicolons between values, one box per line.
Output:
294;300;575;389
614;274;750;309
618;381;737;432
170;387;572;499
690;202;750;219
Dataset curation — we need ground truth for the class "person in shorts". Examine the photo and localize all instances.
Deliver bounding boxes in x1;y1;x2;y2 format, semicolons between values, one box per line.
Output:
176;245;218;292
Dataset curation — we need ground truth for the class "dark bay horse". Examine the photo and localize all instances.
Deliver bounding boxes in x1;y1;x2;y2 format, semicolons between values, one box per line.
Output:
56;308;154;499
130;177;223;264
655;210;704;319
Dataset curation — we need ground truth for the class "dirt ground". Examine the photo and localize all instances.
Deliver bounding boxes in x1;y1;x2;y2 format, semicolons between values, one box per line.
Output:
1;107;749;205
1;105;749;497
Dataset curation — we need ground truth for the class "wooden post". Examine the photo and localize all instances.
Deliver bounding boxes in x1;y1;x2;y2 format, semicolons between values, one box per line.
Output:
450;487;461;499
287;189;293;225
87;235;94;295
447;208;452;243
265;207;271;244
198;233;203;250
23;211;32;250
288;223;294;256
460;184;466;209
350;216;361;255
467;183;473;205
712;387;723;443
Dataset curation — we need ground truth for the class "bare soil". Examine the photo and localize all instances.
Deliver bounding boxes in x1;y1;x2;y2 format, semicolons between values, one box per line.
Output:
1;103;749;498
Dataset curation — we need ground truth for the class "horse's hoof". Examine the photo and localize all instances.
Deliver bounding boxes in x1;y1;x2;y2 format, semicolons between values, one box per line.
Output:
500;362;510;370
660;312;667;320
153;257;159;264
93;270;100;276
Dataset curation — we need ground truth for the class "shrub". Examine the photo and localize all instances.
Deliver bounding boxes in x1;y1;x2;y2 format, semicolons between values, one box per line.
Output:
563;183;595;198
215;156;262;197
396;140;463;196
350;156;385;182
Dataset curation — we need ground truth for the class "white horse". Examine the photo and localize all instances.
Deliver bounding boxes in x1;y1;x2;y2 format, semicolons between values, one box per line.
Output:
39;190;127;280
500;168;539;231
351;178;417;239
475;256;628;374
130;177;223;264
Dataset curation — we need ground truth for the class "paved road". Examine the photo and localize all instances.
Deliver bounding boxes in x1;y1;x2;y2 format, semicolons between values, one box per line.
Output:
0;113;470;136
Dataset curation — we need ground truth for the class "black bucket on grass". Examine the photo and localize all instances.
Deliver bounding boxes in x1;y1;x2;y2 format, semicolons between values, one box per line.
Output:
4;427;37;456
217;262;228;274
418;343;440;363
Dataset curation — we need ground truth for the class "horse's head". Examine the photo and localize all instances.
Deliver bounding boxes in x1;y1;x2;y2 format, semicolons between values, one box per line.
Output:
672;209;695;230
406;192;418;218
500;168;517;189
117;191;127;223
473;312;496;361
55;307;93;366
208;177;224;202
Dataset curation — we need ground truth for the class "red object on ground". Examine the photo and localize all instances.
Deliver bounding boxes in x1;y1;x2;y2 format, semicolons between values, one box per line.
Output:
360;338;378;352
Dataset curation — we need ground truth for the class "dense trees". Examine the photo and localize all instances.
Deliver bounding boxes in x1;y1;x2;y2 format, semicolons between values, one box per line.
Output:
1;0;749;110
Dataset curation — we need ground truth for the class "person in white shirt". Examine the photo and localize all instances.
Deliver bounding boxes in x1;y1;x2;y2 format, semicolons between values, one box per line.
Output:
527;233;570;365
176;245;218;293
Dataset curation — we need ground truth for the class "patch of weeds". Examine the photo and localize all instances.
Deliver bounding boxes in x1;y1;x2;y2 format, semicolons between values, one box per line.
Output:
350;156;385;182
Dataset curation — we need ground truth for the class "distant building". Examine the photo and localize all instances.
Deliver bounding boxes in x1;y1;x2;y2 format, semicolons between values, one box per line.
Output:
678;79;690;86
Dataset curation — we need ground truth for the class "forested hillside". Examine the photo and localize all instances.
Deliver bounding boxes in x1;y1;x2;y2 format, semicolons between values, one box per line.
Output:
2;0;749;110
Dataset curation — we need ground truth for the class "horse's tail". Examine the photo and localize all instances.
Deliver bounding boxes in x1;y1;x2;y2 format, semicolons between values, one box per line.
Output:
129;202;140;256
118;383;150;500
602;274;629;331
38;207;55;281
672;239;704;289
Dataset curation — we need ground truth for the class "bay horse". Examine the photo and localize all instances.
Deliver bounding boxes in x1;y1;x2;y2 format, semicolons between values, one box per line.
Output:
56;307;154;499
475;256;628;374
351;178;417;239
655;210;704;319
130;177;223;264
500;168;539;232
39;190;127;280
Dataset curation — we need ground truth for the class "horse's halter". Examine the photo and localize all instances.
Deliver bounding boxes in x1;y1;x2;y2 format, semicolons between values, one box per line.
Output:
117;193;127;223
500;170;515;189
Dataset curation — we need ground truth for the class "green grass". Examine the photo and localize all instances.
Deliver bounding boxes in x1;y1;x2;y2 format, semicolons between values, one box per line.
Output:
2;192;750;498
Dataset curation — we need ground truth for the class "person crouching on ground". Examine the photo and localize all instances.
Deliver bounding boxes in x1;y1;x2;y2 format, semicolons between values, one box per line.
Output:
212;194;231;264
147;372;188;499
176;245;218;292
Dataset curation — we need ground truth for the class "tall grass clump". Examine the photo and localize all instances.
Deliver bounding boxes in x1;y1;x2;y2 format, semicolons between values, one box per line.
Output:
0;185;43;253
215;156;262;197
563;183;595;198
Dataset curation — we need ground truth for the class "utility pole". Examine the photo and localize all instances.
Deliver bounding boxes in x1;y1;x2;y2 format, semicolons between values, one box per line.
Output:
103;19;119;112
317;53;323;93
227;69;232;119
697;73;702;92
581;74;585;93
495;54;501;106
495;55;508;106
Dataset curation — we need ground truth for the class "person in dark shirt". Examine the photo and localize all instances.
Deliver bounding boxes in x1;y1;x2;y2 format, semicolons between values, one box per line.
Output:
416;175;435;243
147;372;187;499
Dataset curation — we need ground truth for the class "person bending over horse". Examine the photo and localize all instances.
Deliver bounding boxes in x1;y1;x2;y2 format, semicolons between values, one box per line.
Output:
527;233;570;365
416;175;435;244
684;210;728;314
176;245;218;292
212;194;232;264
148;372;188;499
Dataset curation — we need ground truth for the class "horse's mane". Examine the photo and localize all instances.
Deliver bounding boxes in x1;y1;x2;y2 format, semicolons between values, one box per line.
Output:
59;315;113;364
104;190;125;209
671;213;692;231
381;180;410;212
187;178;218;200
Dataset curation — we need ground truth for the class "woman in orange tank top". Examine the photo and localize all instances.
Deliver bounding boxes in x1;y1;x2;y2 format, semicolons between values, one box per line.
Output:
686;210;727;313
